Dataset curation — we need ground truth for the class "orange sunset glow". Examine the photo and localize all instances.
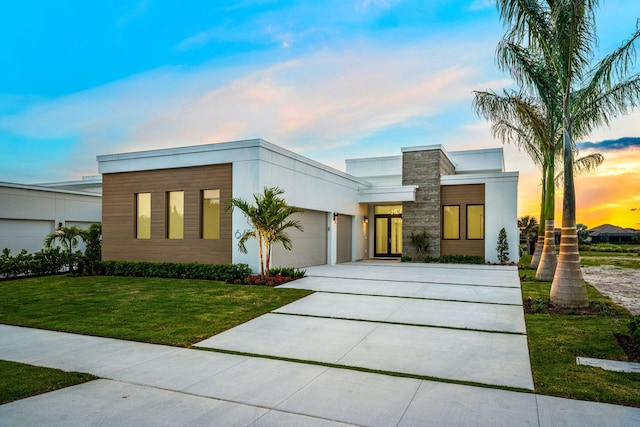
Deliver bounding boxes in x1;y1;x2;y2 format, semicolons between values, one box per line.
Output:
518;145;640;230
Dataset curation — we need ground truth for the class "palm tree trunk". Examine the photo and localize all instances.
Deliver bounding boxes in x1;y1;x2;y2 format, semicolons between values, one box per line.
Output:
536;156;557;281
530;234;544;268
550;122;587;307
531;169;547;269
535;220;557;280
258;234;265;279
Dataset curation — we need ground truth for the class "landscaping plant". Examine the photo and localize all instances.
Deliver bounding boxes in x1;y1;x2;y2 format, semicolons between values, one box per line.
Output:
496;227;509;264
228;187;303;279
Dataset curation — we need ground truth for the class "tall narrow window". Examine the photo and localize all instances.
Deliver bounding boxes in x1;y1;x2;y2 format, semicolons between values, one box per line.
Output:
442;205;460;239
167;191;184;239
202;189;220;239
467;205;484;239
136;193;151;239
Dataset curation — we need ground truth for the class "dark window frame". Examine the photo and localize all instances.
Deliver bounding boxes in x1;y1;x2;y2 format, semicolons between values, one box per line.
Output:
466;204;485;240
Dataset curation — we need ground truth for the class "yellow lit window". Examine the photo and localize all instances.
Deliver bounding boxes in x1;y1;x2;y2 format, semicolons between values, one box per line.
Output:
467;205;484;239
202;189;220;239
167;191;184;239
442;205;459;240
136;193;151;239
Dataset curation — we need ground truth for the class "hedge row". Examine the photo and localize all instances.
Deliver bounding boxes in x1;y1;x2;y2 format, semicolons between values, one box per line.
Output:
96;260;252;281
423;255;485;264
1;247;72;279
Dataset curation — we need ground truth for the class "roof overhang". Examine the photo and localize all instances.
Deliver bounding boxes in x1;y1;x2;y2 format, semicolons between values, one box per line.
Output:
357;185;418;203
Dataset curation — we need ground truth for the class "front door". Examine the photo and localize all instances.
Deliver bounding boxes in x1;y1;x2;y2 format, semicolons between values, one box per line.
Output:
374;205;402;257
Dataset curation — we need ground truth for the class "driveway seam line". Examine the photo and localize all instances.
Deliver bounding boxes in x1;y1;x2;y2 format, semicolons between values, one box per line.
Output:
277;289;523;306
269;312;527;335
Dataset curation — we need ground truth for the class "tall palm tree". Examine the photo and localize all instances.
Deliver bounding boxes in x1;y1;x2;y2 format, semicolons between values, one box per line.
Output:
227;187;303;278
473;86;561;280
496;0;640;306
475;86;604;280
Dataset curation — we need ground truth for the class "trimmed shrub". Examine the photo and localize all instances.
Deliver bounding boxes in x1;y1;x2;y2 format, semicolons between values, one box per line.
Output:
1;247;70;279
96;261;252;281
423;255;484;264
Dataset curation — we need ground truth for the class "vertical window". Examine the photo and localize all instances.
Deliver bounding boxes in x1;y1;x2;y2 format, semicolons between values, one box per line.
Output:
167;191;184;239
467;205;485;239
442;205;460;239
202;189;220;239
136;193;151;239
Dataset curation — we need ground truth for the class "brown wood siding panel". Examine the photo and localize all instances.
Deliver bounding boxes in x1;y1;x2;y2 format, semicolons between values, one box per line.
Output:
440;184;485;258
102;164;233;264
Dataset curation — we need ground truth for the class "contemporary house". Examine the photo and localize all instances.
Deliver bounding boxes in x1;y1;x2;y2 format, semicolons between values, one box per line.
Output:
0;179;102;254
97;139;519;272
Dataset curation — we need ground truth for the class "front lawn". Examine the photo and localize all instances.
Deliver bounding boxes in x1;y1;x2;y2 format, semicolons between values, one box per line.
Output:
0;275;312;347
521;278;640;407
0;360;96;405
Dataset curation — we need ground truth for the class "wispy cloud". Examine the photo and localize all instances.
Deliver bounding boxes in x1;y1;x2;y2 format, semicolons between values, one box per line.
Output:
0;36;500;179
469;0;495;11
358;0;402;13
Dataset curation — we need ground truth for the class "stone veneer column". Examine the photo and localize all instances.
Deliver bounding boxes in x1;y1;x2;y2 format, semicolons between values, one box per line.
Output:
402;147;455;259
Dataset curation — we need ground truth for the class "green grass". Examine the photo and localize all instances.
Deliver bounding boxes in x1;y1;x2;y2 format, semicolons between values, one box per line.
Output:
0;275;312;347
581;251;638;257
521;278;640;407
0;360;96;405
580;257;640;269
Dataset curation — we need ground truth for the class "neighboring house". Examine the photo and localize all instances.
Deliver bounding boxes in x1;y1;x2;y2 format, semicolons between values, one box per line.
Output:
589;224;639;244
97;139;519;272
0;180;102;254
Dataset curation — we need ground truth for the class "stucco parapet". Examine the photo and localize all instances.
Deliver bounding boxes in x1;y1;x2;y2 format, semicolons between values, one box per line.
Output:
97;138;370;187
0;182;102;198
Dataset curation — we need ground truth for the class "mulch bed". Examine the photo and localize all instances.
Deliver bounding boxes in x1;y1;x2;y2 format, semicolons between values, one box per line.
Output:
227;275;299;287
523;298;611;315
614;334;640;362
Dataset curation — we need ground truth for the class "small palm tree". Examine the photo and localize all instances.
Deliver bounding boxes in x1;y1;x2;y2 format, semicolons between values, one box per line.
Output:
227;187;303;278
44;225;84;271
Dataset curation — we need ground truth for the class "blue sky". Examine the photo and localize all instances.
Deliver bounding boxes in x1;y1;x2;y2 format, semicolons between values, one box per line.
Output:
1;0;639;224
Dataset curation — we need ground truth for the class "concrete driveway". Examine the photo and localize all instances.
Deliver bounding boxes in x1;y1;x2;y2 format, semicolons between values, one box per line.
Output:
196;262;533;390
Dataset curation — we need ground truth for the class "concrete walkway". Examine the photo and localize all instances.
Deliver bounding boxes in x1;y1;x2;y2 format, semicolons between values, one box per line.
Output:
1;262;640;426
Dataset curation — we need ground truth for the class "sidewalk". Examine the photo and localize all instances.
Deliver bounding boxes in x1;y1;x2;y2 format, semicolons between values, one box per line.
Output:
1;263;640;426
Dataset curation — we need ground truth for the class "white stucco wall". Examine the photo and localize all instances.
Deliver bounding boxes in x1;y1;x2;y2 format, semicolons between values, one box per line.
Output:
0;183;102;254
230;142;369;271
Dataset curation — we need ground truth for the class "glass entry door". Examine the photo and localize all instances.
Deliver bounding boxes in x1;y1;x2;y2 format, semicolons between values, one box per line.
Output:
374;205;402;257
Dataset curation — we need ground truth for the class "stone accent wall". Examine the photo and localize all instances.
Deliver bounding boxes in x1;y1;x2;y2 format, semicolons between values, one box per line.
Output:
402;149;455;259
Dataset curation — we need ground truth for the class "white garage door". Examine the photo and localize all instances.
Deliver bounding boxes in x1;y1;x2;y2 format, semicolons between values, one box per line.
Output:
336;214;353;263
271;210;328;268
0;219;55;254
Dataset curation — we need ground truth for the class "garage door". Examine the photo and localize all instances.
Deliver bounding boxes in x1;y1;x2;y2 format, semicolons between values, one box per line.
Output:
336;214;352;263
0;219;55;254
271;210;328;268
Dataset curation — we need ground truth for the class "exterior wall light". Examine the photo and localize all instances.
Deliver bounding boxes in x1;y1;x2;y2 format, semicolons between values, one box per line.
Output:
333;212;338;223
364;217;369;224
